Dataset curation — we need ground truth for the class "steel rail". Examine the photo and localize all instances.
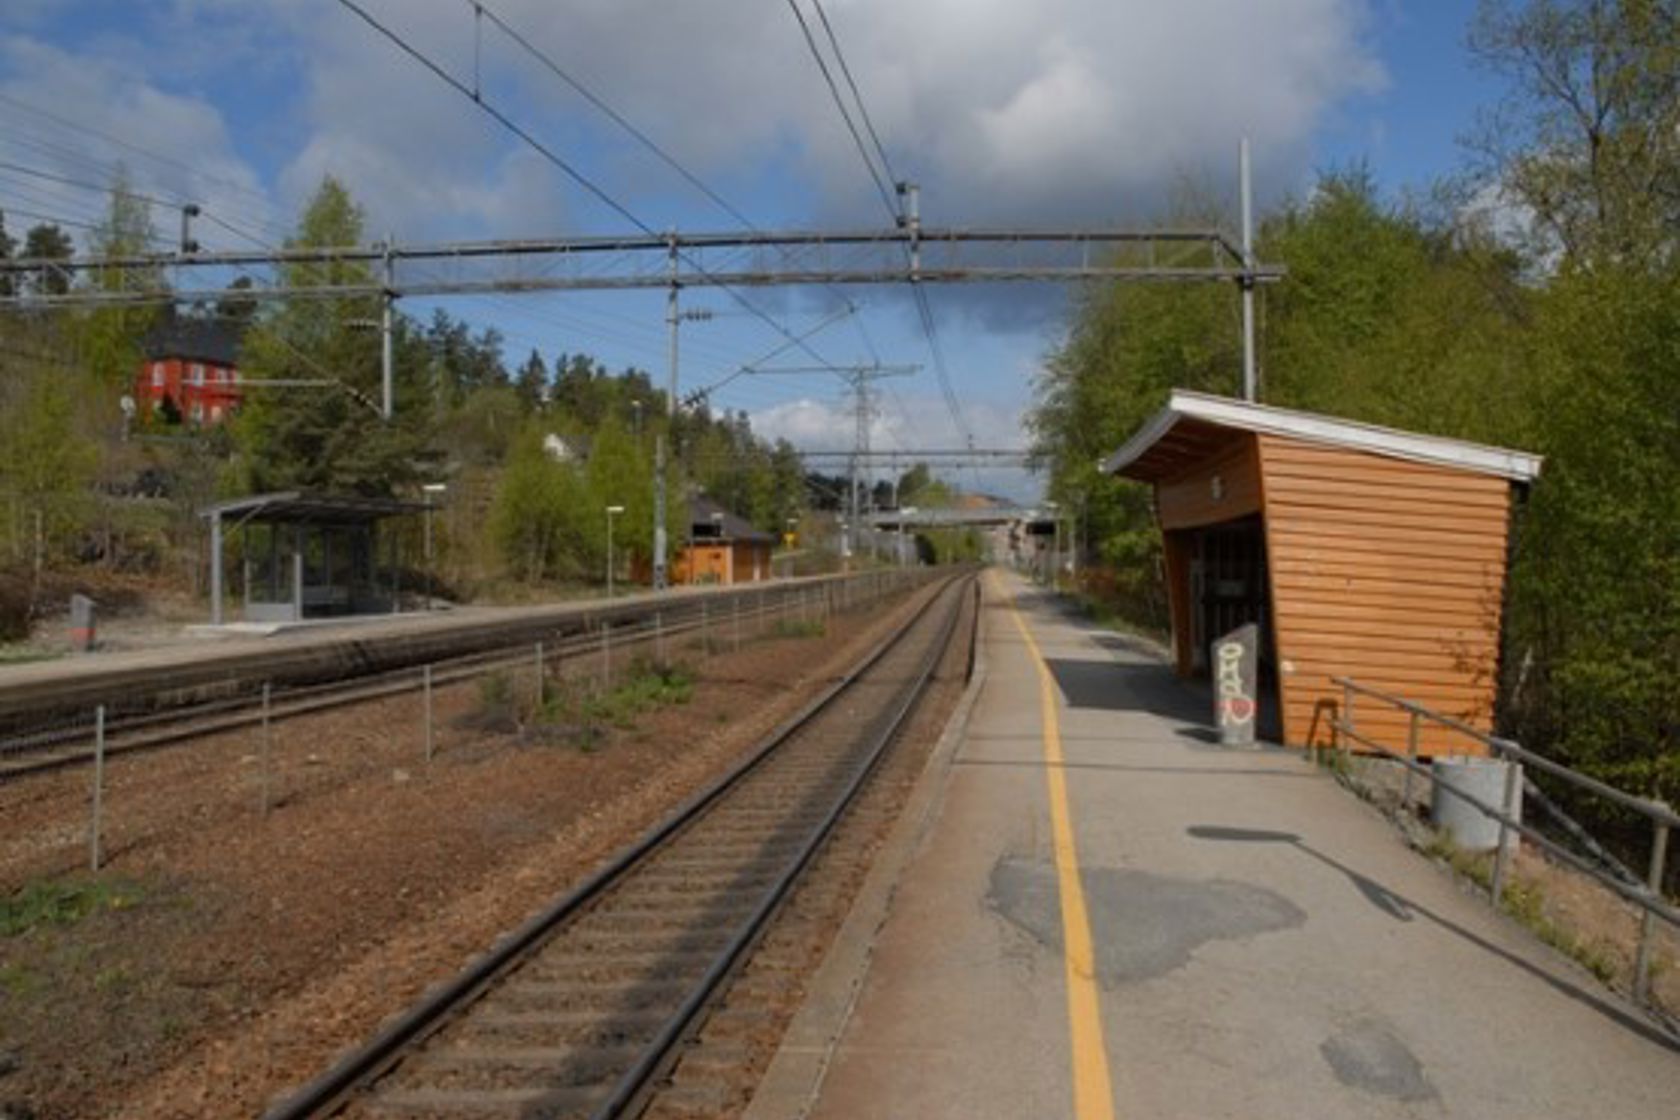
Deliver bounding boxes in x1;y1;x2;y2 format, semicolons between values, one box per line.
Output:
262;572;968;1119
594;575;968;1119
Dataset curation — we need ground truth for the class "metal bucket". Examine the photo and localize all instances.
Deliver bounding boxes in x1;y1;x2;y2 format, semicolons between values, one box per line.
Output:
1432;756;1521;854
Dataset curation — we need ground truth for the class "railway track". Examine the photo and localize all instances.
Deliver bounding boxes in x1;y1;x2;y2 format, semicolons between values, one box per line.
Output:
265;572;974;1120
0;579;898;781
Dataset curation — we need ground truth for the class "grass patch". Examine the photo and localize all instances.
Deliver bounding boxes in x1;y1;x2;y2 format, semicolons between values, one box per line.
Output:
515;659;697;748
771;618;825;640
1421;830;1620;985
0;878;145;938
577;660;694;730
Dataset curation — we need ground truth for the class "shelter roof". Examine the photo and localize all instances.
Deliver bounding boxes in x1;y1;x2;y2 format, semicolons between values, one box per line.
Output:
201;491;432;524
1101;390;1543;484
689;496;775;543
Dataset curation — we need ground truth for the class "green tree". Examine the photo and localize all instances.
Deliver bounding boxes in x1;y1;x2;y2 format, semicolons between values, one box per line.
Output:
514;348;548;412
489;423;586;581
21;223;73;297
1469;0;1680;266
233;177;431;495
81;167;163;389
0;373;97;573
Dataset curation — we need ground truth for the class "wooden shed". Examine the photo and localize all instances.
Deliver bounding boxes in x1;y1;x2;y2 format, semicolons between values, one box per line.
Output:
1102;391;1542;754
676;497;777;585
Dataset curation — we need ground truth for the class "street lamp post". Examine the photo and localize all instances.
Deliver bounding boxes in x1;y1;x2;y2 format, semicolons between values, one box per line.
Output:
422;482;447;610
606;505;625;597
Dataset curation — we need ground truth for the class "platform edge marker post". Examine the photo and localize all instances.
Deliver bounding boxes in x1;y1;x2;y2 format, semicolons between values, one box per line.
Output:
535;640;545;714
1633;812;1670;1004
422;665;434;764
89;704;105;872
260;683;272;815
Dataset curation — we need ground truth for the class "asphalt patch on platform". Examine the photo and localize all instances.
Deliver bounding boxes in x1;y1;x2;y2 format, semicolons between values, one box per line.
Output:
1320;1019;1438;1102
986;856;1305;986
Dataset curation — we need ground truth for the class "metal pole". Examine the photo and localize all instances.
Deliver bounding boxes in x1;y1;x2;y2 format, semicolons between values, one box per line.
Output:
1339;681;1354;761
422;665;434;763
534;640;545;712
209;510;224;626
1240;138;1257;403
260;683;272;814
601;622;611;691
381;235;395;420
1633;813;1671;1003
656;611;665;666
1490;752;1521;908
653;234;678;592
653;433;667;591
1403;710;1420;809
701;599;709;654
424;504;433;611
733;596;741;652
607;511;615;598
89;704;105;871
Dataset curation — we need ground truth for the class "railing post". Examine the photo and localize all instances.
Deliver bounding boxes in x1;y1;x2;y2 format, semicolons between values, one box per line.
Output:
534;640;545;712
1339;680;1355;763
260;683;273;813
1403;709;1420;809
89;704;105;872
1490;748;1521;908
422;665;434;764
1633;810;1671;1004
600;622;611;692
732;596;741;652
701;599;710;654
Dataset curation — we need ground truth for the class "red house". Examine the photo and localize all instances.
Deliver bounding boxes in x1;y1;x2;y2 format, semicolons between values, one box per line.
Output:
136;320;244;425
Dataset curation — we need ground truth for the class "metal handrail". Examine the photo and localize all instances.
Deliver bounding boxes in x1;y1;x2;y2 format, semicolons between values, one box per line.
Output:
1329;676;1676;1007
1335;677;1680;828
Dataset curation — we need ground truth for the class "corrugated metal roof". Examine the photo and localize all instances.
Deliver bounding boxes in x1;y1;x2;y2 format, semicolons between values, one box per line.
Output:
1102;390;1543;483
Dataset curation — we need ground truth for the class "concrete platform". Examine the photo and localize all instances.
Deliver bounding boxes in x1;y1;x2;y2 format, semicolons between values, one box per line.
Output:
749;569;1680;1120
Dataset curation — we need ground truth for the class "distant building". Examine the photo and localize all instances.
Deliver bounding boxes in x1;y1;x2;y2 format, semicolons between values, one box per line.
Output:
136;319;244;425
677;496;777;585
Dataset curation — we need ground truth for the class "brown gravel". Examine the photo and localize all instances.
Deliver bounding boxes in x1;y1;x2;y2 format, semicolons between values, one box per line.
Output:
0;580;938;1120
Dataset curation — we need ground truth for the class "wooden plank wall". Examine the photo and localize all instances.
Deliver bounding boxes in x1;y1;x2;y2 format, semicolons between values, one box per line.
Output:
1257;435;1512;756
1156;435;1262;532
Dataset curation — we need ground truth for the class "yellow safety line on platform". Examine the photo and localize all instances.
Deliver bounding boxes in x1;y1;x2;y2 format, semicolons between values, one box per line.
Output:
996;572;1117;1120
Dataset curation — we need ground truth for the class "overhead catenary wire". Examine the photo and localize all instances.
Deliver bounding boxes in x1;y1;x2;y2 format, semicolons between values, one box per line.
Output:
809;0;902;196
784;0;899;223
780;1;975;455
333;0;840;379
472;0;900;415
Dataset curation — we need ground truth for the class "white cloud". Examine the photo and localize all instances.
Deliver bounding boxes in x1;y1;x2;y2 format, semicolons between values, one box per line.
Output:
0;35;276;251
749;390;1040;501
3;1;1385;245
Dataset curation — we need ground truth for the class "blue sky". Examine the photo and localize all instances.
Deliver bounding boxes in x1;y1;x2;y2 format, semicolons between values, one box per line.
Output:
0;1;1506;500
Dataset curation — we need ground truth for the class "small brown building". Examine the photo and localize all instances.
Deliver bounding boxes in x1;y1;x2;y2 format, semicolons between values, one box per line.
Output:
1103;391;1542;754
676;497;776;585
